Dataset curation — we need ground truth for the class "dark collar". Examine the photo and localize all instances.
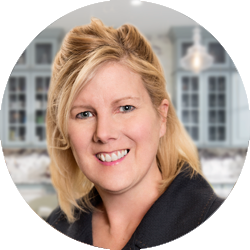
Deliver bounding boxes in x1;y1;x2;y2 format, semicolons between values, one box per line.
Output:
49;170;220;249
130;170;217;249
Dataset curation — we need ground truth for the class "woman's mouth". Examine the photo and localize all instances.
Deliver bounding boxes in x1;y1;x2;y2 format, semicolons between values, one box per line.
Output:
96;149;130;162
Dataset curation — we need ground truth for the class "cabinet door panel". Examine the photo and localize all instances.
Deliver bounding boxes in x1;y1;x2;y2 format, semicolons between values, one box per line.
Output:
204;72;230;146
204;38;231;69
30;39;57;70
13;48;31;70
3;73;31;146
31;72;51;146
177;73;202;146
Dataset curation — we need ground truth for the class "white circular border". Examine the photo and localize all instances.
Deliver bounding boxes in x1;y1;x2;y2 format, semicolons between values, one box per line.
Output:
0;1;249;249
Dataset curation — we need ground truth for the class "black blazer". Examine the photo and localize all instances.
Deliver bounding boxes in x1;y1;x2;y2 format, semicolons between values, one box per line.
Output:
47;170;224;249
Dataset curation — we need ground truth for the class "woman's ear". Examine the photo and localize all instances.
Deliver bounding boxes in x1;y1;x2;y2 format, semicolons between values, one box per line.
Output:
158;99;169;138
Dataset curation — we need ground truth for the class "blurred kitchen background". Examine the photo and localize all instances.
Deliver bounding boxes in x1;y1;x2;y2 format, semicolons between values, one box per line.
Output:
0;0;249;220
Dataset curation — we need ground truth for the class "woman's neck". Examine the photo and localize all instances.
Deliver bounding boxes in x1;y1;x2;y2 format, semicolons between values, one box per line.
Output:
94;164;163;236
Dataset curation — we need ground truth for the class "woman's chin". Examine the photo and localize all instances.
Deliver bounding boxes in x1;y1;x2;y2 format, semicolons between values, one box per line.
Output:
95;180;134;195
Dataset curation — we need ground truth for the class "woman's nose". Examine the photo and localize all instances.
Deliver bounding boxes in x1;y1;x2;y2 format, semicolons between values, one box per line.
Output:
93;115;119;143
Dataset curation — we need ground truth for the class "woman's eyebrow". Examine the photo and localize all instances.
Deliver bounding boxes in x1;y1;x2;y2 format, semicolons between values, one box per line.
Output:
71;97;141;112
70;105;94;112
112;96;140;105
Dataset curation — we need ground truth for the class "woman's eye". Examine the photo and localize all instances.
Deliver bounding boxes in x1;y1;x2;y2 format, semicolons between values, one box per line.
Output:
119;105;135;113
76;111;93;119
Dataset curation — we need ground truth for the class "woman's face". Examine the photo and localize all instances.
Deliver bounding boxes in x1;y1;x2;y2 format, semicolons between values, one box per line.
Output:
68;62;168;194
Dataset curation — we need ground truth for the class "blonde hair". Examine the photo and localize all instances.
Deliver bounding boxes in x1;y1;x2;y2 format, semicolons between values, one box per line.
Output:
46;18;201;223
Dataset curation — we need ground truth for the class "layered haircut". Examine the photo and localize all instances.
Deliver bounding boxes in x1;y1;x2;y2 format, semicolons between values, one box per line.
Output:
46;18;201;223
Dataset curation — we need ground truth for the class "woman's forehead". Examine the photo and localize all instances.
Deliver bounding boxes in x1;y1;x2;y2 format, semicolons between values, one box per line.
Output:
72;62;149;105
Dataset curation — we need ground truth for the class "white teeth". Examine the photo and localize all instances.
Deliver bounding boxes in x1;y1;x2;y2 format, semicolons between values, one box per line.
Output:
117;151;121;159
98;150;129;162
111;153;118;161
105;154;111;162
101;154;105;162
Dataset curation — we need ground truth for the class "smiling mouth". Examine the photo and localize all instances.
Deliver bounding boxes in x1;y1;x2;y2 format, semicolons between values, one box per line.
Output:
96;149;130;162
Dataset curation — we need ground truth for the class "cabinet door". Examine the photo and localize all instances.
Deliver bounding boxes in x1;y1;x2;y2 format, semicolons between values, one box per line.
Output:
177;73;203;146
13;48;31;70
204;38;231;69
231;72;250;147
30;38;57;70
3;72;31;146
31;72;51;146
203;72;230;146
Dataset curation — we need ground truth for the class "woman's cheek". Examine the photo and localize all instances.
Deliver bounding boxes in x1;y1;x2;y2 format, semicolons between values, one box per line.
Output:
126;114;156;142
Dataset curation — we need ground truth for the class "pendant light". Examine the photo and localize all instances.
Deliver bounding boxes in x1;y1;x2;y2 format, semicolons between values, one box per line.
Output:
180;26;213;74
131;0;142;6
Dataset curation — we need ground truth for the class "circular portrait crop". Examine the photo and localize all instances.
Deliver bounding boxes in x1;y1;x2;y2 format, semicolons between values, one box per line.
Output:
1;1;249;249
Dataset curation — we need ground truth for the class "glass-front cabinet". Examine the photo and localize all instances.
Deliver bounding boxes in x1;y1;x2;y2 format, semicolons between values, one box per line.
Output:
3;72;31;145
32;72;51;144
1;28;64;148
204;38;231;69
177;73;202;145
14;49;31;69
31;38;57;70
204;73;230;146
2;72;52;147
169;26;250;147
177;72;231;147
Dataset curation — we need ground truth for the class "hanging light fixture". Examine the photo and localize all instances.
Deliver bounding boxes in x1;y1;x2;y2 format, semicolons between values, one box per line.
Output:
131;0;142;6
180;26;214;74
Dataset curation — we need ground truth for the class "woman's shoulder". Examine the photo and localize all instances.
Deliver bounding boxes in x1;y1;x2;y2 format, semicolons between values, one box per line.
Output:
151;167;224;221
169;167;225;220
204;195;224;220
46;187;100;227
45;190;102;244
46;206;73;235
46;205;93;243
133;167;225;247
46;206;65;226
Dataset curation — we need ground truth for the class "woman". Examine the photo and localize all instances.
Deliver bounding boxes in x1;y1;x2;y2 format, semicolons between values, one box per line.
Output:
46;19;224;249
